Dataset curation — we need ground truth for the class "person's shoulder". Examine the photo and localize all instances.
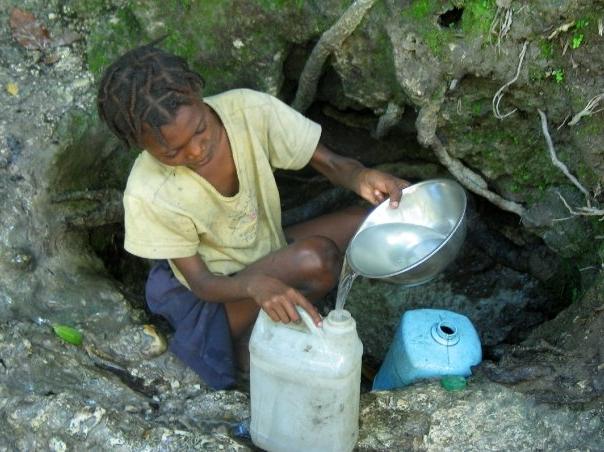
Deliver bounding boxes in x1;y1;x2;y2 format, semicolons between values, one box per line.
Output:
205;88;275;114
124;151;172;199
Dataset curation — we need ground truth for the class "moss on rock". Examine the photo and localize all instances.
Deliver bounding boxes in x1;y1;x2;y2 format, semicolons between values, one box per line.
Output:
50;107;135;194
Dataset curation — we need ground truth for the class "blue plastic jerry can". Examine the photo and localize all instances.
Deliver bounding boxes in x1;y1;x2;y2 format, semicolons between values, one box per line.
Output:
373;309;482;391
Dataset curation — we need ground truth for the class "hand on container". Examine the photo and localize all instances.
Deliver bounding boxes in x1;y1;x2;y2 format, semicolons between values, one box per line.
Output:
355;168;410;208
249;274;322;326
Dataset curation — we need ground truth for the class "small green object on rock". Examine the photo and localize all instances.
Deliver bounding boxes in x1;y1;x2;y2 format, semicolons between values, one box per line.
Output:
52;324;83;346
440;375;466;391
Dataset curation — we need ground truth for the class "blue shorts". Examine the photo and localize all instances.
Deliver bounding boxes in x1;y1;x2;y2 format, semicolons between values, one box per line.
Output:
145;260;236;389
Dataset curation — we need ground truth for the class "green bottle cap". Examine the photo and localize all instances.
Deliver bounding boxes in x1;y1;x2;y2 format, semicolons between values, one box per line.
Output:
440;375;467;391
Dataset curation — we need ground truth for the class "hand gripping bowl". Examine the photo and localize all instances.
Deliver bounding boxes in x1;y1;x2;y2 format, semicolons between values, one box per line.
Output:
346;179;467;287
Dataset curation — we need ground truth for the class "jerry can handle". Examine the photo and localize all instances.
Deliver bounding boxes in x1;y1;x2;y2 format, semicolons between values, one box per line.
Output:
295;306;324;337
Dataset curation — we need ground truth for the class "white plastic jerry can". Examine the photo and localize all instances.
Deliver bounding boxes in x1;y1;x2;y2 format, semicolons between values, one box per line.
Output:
249;308;363;452
372;308;482;391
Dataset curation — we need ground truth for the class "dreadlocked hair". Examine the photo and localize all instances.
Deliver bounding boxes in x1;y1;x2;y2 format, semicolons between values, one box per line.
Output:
97;43;205;149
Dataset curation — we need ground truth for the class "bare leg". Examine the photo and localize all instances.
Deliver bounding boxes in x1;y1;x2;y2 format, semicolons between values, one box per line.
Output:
224;235;340;337
224;205;368;338
284;205;367;252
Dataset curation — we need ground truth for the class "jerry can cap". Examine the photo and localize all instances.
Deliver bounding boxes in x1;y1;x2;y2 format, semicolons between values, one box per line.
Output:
440;375;467;391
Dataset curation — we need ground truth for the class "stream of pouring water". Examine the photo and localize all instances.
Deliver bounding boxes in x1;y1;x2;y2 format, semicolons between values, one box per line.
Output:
334;257;358;320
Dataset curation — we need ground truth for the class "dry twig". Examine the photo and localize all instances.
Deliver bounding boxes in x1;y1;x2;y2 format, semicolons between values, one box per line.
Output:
292;0;377;112
492;41;529;119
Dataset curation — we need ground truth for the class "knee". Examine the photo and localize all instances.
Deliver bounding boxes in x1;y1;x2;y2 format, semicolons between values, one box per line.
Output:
294;236;341;292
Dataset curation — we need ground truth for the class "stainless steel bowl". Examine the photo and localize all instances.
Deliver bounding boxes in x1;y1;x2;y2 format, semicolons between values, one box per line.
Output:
346;179;467;286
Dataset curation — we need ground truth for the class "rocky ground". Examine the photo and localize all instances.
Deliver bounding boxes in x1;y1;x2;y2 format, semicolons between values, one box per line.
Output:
0;0;603;450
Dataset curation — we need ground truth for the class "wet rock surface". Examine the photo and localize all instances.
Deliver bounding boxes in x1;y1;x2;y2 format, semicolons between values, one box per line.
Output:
0;0;603;449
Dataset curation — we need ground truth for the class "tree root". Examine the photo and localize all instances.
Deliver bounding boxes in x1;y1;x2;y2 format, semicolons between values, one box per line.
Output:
547;20;575;40
490;0;513;51
417;102;526;217
556;193;604;218
568;93;604;126
537;109;592;206
433;137;525;216
373;102;404;139
492;41;528;120
538;110;603;230
292;0;378;112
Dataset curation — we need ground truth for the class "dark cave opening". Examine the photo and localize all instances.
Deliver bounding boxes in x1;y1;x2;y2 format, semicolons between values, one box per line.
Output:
87;224;149;309
86;89;579;372
438;7;464;28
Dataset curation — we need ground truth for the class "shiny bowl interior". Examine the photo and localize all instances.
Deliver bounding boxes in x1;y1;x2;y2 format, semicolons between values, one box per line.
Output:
346;179;467;286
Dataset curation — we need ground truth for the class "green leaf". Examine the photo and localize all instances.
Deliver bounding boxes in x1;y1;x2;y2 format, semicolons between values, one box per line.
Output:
52;324;83;346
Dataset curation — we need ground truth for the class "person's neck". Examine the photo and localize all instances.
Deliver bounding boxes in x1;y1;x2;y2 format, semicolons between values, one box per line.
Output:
196;112;238;196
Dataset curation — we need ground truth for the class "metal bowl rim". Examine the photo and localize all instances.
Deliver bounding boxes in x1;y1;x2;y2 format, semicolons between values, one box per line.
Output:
346;179;467;279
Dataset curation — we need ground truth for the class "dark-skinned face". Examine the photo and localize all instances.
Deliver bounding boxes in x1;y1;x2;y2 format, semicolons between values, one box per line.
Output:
140;99;223;172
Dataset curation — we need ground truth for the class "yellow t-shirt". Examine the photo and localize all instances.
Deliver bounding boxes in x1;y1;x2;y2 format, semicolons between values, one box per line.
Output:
123;89;322;287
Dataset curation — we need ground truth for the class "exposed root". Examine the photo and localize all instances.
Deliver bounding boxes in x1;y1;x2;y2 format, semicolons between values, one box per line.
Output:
547;21;575;40
430;136;526;216
492;41;528;120
537;109;592;206
541;108;603;225
557;193;604;218
417;102;526;217
557;113;571;130
373;102;404;139
292;0;378;112
568;93;604;126
490;0;513;51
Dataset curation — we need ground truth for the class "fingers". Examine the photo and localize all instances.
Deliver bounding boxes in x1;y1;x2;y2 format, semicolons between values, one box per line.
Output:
387;184;402;208
295;297;322;327
285;289;322;327
388;180;410;208
263;295;291;323
373;189;385;205
272;303;291;323
262;287;322;327
360;169;411;208
375;179;411;209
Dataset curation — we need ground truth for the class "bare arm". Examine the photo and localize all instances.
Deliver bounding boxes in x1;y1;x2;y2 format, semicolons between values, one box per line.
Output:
309;142;410;207
172;254;254;303
171;254;321;325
